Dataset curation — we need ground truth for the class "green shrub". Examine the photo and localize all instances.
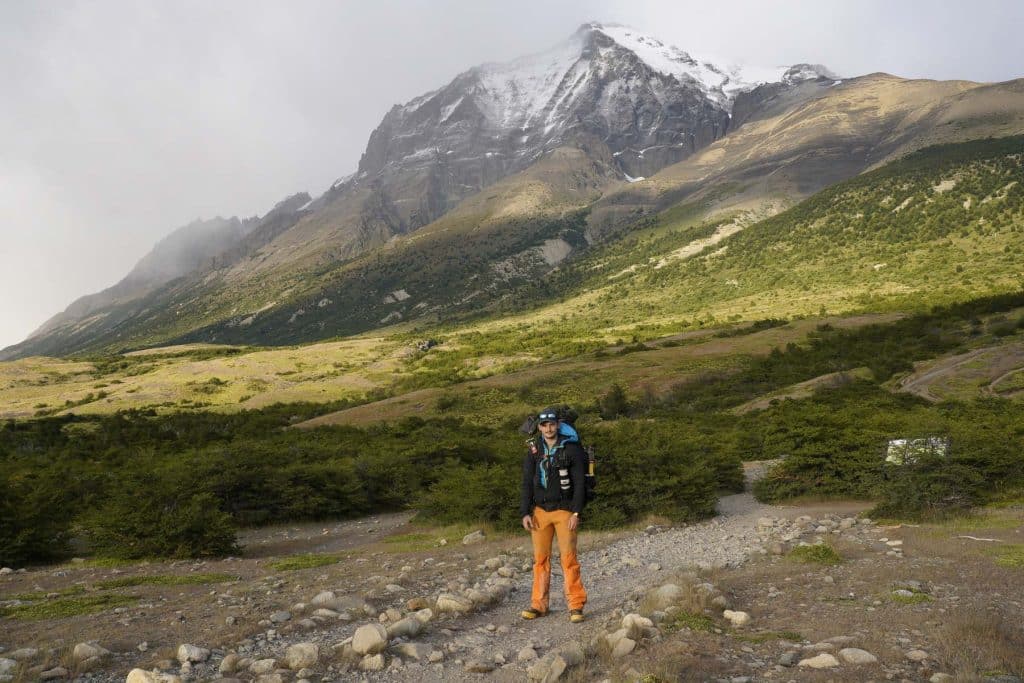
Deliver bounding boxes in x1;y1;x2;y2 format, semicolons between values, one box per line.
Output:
0;471;76;566
84;486;238;559
597;383;629;420
788;543;843;565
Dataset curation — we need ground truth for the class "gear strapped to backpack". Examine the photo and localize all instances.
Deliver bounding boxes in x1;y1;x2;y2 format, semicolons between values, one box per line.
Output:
520;405;596;504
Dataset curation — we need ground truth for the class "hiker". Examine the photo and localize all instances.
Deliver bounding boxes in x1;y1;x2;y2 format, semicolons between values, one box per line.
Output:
520;407;588;622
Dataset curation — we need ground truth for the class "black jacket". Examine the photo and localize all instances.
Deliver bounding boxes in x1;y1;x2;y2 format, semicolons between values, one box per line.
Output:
519;436;587;517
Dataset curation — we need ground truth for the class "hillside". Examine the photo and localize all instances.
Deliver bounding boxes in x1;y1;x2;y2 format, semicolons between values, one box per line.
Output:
8;40;1023;359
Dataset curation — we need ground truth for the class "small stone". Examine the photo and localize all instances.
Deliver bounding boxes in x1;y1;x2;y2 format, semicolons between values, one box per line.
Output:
226;615;237;625
462;530;486;545
0;568;13;575
464;660;494;673
905;649;929;662
386;616;423;639
427;650;444;663
723;610;751;627
517;646;538;662
269;610;291;623
645;583;684;610
406;597;430;611
0;660;17;677
177;644;210;664
73;643;110;662
435;593;474;613
40;667;69;681
930;675;955;683
798;653;840;669
310;590;336;605
778;652;798;667
839;648;878;664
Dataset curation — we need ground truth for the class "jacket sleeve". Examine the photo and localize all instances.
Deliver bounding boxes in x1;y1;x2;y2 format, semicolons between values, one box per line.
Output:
520;451;535;517
569;444;587;514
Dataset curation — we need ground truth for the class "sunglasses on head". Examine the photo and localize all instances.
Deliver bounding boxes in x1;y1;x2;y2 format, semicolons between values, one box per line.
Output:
538;412;558;422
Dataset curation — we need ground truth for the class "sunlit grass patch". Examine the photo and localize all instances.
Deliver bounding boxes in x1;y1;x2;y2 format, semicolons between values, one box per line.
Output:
732;630;803;643
4;585;87;602
267;553;345;571
787;543;842;565
0;594;138;620
987;543;1024;568
664;611;715;633
889;588;933;605
382;524;489;552
96;573;238;589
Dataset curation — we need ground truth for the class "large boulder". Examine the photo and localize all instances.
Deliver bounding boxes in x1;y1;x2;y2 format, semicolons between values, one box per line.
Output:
284;643;319;670
352;624;388;655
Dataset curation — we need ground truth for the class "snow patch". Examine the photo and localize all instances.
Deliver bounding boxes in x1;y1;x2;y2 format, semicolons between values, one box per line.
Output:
624;173;645;183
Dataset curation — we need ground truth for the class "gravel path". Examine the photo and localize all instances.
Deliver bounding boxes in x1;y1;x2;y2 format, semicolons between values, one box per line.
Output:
365;465;781;681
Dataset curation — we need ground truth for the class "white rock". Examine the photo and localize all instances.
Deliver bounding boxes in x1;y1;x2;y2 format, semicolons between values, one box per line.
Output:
723;610;751;627
930;674;955;683
905;649;929;662
176;644;210;664
462;530;486;544
386;617;423;639
352;623;388;655
312;608;339;618
311;590;336;605
284;643;319;670
359;654;386;671
125;670;183;683
413;607;434;623
839;648;878;664
427;650;444;663
0;661;16;677
798;653;840;668
73;643;110;662
435;593;474;613
0;568;13;575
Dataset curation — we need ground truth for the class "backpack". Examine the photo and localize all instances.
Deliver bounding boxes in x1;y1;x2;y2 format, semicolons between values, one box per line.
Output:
520;405;597;504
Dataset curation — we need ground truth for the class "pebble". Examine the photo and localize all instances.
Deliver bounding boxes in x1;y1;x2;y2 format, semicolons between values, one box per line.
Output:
838;647;878;664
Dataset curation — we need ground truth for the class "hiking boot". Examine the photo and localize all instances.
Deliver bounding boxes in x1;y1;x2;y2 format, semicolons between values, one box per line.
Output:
569;609;585;623
521;608;546;620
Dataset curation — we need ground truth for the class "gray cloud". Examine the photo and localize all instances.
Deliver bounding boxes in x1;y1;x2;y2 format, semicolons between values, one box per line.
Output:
2;0;1022;349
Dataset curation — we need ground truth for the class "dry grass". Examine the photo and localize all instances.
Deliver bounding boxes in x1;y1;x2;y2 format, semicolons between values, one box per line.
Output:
935;610;1024;679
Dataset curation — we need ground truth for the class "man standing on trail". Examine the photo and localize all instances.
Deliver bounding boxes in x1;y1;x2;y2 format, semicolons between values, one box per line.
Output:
520;407;588;622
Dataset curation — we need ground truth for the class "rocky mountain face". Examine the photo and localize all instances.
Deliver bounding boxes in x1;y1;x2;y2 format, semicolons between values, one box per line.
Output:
349;23;833;232
8;23;1024;359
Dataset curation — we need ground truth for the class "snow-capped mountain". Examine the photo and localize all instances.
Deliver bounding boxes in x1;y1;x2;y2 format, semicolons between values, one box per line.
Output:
351;22;837;230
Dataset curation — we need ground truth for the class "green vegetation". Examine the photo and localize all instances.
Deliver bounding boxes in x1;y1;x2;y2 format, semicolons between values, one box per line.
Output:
664;611;715;633
890;590;933;605
0;594;139;620
268;553;346;571
787;543;843;565
95;573;238;588
988;544;1024;569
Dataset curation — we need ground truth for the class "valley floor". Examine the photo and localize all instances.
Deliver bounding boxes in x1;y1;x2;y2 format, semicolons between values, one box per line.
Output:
2;465;1022;682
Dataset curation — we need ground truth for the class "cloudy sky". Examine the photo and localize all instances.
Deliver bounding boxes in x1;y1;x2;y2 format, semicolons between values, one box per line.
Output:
2;0;1022;351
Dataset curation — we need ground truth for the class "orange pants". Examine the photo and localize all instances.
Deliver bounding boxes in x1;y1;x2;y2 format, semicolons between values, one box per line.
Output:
529;507;587;612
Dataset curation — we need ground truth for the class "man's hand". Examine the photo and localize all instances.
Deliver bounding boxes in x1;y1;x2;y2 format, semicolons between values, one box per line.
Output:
522;515;535;531
567;513;579;531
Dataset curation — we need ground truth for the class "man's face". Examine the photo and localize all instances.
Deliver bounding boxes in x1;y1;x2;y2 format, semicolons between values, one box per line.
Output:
539;420;558;440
